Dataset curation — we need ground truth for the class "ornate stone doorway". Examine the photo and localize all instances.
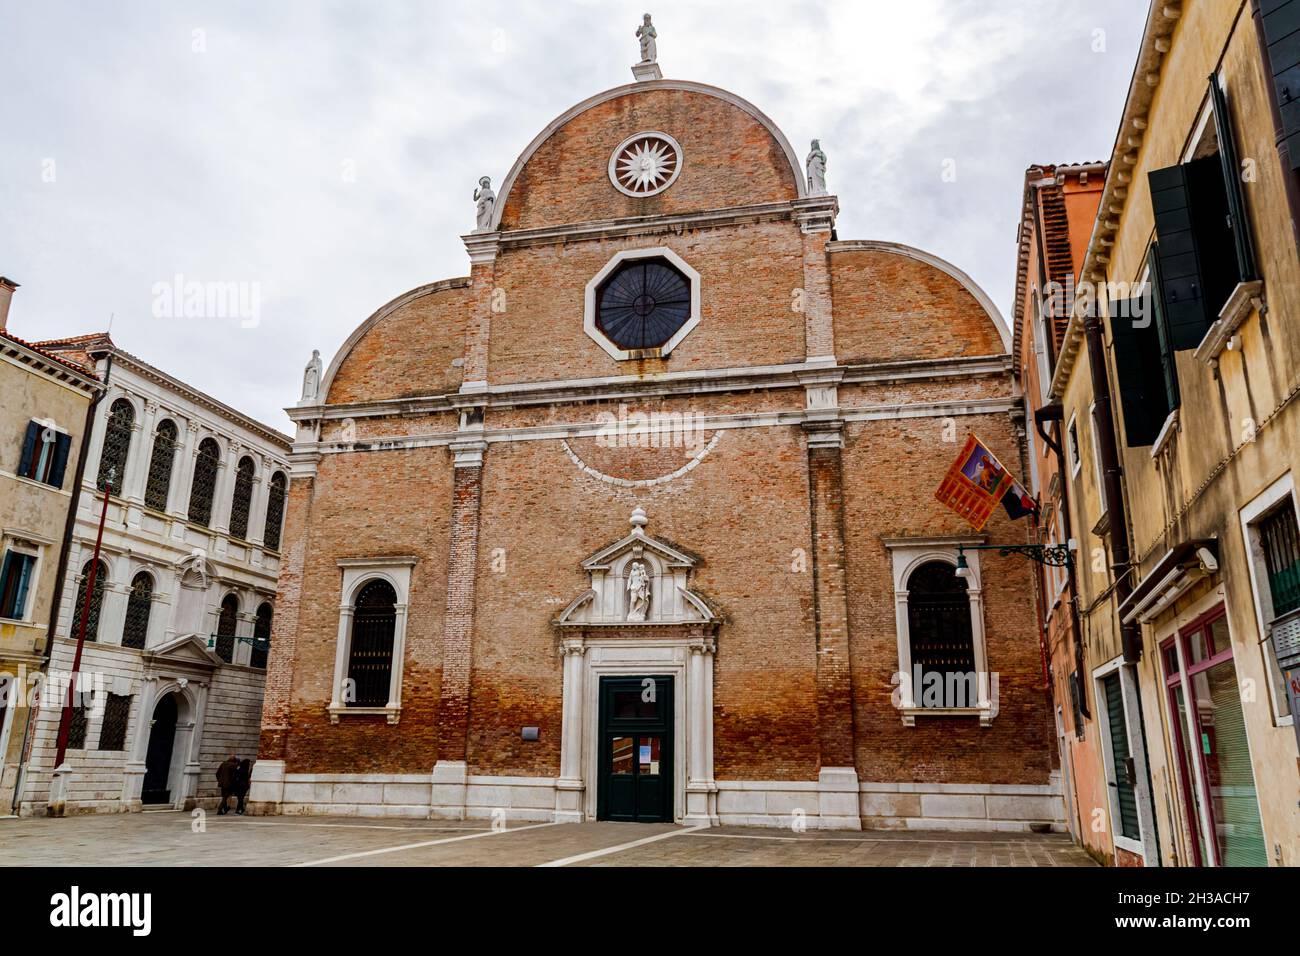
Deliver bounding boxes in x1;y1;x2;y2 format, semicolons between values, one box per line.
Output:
141;694;179;805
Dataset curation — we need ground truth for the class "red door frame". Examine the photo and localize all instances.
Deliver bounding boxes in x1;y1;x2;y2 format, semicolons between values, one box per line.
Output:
1163;603;1236;867
1161;636;1205;867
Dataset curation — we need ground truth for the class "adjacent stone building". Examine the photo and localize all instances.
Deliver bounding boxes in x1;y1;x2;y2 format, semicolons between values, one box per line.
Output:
250;51;1062;829
0;281;102;812
1047;0;1300;865
15;333;291;814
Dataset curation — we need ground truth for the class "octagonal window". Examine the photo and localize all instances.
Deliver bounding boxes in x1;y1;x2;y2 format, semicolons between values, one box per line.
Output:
595;257;692;351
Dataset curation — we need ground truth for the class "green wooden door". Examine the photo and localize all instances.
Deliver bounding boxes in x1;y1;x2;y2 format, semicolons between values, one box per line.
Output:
597;676;672;823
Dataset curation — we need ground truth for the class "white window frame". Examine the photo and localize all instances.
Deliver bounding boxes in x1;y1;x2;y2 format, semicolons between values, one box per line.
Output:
583;247;702;361
1032;285;1054;404
1092;656;1152;861
1087;402;1108;518
884;538;992;727
328;557;417;724
1238;472;1298;726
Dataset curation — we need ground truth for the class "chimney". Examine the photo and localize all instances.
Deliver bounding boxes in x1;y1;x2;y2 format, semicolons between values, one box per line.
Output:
0;277;18;332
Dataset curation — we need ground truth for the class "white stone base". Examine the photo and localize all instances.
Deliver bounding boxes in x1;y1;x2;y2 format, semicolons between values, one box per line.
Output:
246;769;1065;832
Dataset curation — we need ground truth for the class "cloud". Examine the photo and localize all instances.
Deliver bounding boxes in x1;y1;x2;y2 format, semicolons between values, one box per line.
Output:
0;0;1143;429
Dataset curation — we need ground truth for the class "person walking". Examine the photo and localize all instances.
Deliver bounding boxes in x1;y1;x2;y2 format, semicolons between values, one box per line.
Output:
216;754;239;815
233;758;253;815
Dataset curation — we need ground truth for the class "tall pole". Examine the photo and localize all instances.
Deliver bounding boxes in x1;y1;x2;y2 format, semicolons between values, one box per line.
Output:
53;466;115;768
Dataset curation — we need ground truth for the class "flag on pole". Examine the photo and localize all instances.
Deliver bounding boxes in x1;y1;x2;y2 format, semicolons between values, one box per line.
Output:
934;434;1038;531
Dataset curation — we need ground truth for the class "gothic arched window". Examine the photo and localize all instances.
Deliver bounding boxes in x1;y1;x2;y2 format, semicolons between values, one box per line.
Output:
347;579;397;708
252;602;272;669
97;399;134;495
72;559;108;643
229;456;255;539
188;437;221;527
263;471;287;550
906;561;976;697
215;593;238;663
144;419;178;512
121;571;153;650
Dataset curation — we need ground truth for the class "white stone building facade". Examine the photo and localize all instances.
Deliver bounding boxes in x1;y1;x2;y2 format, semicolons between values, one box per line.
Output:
16;334;290;814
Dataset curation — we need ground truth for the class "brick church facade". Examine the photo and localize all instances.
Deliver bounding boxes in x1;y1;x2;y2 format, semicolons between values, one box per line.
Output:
249;63;1062;830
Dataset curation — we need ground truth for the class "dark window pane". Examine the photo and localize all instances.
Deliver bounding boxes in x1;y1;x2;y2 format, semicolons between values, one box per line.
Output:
97;399;134;495
229;457;255;539
97;694;131;751
907;561;976;707
263;472;286;550
67;703;89;749
144;419;178;512
121;572;153;650
215;595;238;663
187;437;221;527
252;602;272;669
596;258;692;351
71;560;107;642
1260;502;1300;617
347;580;396;707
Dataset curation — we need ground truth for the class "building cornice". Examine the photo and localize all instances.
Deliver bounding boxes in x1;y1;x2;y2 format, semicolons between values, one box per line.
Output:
0;333;102;396
1049;1;1183;400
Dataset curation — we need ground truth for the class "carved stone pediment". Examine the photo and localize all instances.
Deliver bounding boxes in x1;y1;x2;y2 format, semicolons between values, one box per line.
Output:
142;633;223;674
556;507;719;628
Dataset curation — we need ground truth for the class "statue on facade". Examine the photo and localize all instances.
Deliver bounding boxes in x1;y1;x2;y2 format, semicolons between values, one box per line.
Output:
806;139;828;195
626;561;651;621
636;14;657;63
473;176;496;231
301;349;322;403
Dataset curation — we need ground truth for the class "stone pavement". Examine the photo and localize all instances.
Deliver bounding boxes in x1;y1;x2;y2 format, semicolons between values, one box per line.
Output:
0;812;1096;867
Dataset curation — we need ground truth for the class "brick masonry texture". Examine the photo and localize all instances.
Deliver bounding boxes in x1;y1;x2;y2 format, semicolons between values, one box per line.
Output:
262;80;1054;796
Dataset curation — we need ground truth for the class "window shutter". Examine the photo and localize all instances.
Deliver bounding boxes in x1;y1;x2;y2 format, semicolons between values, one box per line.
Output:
0;551;14;617
1147;245;1181;414
1102;673;1141;841
49;432;71;488
1210;77;1259;281
1262;0;1300;171
1148;164;1213;349
17;421;39;478
1108;300;1168;446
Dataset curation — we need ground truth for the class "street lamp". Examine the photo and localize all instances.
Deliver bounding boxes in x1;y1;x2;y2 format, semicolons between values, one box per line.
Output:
955;541;1074;580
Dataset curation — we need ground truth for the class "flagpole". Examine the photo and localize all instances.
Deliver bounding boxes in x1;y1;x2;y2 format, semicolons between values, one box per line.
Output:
53;466;115;768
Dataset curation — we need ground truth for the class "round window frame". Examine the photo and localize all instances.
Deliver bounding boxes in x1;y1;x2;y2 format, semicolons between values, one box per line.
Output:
607;130;684;198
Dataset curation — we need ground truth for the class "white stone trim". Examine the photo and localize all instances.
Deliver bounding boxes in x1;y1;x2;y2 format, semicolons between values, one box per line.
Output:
490;78;807;231
1238;472;1298;726
885;540;993;725
328;558;416;724
607;131;683;198
583;246;702;360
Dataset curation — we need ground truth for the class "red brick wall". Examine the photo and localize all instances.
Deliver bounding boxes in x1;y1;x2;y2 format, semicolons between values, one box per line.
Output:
499;88;799;231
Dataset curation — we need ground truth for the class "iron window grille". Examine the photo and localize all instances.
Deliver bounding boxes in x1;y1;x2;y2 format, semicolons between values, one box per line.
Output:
97;399;134;496
121;572;153;650
228;457;255;540
144;419;178;512
1261;502;1300;619
66;703;90;750
96;693;131;751
252;602;272;669
263;471;287;550
187;437;221;527
347;579;397;707
215;595;238;663
906;561;976;700
72;559;107;642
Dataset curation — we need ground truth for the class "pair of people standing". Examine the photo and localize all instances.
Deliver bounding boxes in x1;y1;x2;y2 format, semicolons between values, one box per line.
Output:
216;755;252;815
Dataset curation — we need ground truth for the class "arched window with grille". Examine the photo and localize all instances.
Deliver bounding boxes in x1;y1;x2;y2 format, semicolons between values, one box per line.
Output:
121;571;153;650
347;579;397;708
144;419;178;512
71;559;108;642
263;471;287;550
215;593;238;663
97;399;134;495
907;560;976;707
188;437;221;527
229;456;255;539
252;602;272;669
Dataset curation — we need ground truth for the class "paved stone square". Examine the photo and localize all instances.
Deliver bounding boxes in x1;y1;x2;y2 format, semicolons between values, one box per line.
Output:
0;813;1096;867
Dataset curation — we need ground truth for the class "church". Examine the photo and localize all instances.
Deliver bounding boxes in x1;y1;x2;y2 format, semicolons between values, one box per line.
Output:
249;21;1062;830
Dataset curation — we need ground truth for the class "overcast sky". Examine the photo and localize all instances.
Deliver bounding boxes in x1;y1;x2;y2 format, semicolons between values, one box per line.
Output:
0;1;1144;431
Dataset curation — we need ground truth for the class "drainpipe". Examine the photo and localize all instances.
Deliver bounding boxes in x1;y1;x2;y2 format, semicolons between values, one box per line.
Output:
1250;0;1300;254
1034;403;1089;719
1084;311;1163;864
11;353;111;813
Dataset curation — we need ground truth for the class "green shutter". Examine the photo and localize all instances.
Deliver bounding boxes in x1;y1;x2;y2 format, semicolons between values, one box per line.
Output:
1108;299;1169;446
17;421;38;478
1210;78;1258;281
1147;245;1181;413
49;432;71;489
1149;164;1214;349
1102;673;1141;841
1262;0;1300;171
